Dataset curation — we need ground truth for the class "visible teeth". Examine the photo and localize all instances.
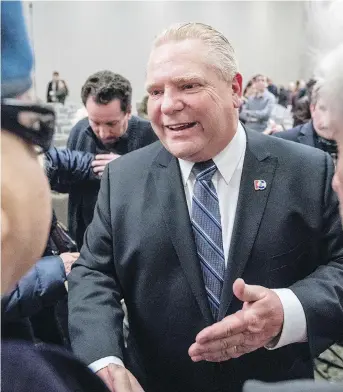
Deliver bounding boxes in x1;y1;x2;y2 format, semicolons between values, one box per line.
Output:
167;122;196;130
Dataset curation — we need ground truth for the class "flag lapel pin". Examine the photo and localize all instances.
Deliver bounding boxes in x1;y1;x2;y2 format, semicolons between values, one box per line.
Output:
254;180;267;191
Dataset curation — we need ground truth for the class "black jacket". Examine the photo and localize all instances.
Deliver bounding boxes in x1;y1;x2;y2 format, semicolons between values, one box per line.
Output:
67;116;158;248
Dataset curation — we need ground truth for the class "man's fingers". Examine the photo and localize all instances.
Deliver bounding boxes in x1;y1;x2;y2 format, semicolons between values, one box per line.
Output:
189;332;244;358
108;364;133;392
93;165;106;174
195;311;246;344
70;252;80;259
126;369;145;392
95;154;117;160
97;367;116;392
233;278;265;303
92;160;112;167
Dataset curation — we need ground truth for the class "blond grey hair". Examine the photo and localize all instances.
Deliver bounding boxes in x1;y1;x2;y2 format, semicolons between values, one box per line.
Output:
152;22;239;82
316;44;343;123
310;1;343;124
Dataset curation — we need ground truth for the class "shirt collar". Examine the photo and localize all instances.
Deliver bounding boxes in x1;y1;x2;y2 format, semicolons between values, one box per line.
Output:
178;122;246;186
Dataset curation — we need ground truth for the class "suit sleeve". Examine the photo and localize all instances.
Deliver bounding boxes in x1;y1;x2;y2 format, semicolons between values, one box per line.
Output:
68;165;125;365
290;153;343;357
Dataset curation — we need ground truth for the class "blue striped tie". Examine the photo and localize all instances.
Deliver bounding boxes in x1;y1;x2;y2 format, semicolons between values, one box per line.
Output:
191;160;225;320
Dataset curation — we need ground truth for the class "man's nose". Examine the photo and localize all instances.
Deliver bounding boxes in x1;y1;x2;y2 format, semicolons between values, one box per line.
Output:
161;92;184;115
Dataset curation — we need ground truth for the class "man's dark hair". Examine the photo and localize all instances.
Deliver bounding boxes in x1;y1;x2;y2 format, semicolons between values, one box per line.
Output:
53;71;59;76
81;70;132;113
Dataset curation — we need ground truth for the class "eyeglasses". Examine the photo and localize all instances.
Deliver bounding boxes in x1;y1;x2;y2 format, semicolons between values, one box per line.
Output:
1;99;55;153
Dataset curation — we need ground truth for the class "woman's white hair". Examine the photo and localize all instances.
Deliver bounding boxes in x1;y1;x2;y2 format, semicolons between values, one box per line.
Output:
152;22;239;83
311;2;343;124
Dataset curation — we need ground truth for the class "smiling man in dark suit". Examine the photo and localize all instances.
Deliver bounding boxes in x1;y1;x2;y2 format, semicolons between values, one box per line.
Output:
68;23;343;392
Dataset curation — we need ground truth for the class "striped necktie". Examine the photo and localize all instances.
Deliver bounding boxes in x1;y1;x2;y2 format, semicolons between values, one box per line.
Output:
191;160;225;320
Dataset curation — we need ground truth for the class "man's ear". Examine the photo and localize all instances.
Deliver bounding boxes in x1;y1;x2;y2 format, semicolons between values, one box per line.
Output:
232;73;243;109
127;105;132;119
310;103;315;118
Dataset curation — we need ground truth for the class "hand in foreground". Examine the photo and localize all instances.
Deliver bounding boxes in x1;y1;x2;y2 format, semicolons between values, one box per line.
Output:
59;252;80;275
92;153;120;176
188;278;284;363
97;365;144;392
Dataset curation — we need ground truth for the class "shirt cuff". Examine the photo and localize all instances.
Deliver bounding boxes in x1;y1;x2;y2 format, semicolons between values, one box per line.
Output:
266;288;307;350
88;356;124;373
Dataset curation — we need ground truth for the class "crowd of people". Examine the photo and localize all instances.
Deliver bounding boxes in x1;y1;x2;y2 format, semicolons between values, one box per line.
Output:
2;2;343;392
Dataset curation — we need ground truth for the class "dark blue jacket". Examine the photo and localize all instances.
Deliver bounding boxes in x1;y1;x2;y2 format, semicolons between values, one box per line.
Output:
46;146;97;193
2;256;66;322
2;147;97;341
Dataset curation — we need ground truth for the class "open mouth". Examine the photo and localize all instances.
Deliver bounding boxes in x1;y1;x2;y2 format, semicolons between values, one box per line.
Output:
166;122;198;131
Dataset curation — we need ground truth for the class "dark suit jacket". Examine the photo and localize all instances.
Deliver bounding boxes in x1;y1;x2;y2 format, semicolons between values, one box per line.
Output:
67;116;157;247
2;340;109;392
69;129;343;392
243;380;343;392
274;121;316;147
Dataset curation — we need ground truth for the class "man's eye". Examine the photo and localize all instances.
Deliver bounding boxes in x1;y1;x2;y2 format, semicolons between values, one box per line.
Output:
183;84;198;90
150;90;162;96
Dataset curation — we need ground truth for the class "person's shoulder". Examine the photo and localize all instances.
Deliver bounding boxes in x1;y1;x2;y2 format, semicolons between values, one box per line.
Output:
129;115;154;132
248;128;325;163
2;340;108;392
264;89;276;102
71;117;90;133
273;124;305;141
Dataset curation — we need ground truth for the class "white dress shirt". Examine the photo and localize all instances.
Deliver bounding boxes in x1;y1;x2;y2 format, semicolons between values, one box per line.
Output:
89;122;307;373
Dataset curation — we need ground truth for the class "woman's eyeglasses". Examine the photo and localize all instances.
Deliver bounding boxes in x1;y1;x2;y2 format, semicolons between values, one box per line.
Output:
1;99;55;153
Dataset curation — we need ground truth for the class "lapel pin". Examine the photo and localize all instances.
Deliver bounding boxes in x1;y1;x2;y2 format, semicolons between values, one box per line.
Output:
254;180;267;191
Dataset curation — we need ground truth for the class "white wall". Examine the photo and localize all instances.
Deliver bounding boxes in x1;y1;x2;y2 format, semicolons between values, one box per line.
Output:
27;1;307;108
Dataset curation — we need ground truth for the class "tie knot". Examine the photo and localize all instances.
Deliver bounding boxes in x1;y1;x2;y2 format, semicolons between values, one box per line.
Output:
192;160;217;180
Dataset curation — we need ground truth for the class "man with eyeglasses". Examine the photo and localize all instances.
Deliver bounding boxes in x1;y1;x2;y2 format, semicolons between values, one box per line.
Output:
1;2;132;391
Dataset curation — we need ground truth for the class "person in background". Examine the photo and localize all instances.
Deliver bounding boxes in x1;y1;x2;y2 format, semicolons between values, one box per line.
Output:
67;70;157;247
47;71;69;104
267;77;278;98
239;74;276;132
136;95;149;120
274;81;337;166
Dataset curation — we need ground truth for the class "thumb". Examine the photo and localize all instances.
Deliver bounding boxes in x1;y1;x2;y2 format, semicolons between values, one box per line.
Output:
233;278;265;303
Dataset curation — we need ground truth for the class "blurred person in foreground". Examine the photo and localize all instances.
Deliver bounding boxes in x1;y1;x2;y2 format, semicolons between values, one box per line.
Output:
1;2;129;391
245;5;343;392
69;22;343;392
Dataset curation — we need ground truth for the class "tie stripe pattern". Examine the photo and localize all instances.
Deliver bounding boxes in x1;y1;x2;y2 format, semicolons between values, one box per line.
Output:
191;160;225;319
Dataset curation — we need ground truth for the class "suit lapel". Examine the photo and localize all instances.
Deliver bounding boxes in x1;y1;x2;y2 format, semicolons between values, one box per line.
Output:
218;130;278;320
298;122;315;147
152;148;213;324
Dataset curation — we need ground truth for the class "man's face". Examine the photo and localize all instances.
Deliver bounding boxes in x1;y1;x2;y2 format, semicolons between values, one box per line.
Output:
146;39;242;162
1;130;52;293
86;97;130;147
254;76;267;93
310;98;334;140
53;74;59;81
